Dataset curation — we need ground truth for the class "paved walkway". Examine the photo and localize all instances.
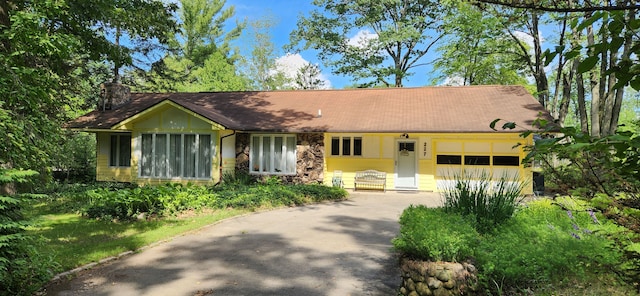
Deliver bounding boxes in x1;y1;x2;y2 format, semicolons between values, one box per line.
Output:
45;191;442;296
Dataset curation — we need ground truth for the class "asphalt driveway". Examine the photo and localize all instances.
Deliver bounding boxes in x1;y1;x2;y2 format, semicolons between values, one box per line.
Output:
45;191;441;296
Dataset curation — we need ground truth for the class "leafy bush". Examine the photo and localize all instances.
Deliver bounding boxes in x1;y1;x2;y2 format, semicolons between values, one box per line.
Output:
84;186;165;220
83;182;348;220
1;169;56;296
394;197;628;293
392;206;479;262
494;119;640;197
220;170;256;186
475;198;624;289
289;184;349;202
442;171;524;233
50;131;96;183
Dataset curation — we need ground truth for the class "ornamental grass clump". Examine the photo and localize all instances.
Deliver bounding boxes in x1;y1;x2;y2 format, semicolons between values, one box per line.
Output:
442;171;525;233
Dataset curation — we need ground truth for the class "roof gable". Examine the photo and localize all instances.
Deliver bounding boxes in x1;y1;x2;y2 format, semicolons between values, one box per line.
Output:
112;100;226;131
66;85;552;133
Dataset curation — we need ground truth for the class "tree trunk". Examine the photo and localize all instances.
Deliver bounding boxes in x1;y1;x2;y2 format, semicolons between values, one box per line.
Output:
570;25;589;133
575;61;589;133
607;6;634;135
557;66;573;125
587;24;601;137
531;12;549;108
601;49;618;135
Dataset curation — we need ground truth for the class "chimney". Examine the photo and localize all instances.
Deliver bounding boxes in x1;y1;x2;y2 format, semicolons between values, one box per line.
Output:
98;82;131;110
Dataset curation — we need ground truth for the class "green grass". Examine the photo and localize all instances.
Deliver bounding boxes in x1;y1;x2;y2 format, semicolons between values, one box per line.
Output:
394;197;639;295
22;181;347;274
26;202;247;271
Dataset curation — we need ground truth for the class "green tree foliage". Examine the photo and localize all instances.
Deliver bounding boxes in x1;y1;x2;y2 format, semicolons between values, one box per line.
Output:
132;0;248;92
0;169;53;295
241;17;290;91
434;1;528;86
51;132;96;182
474;0;639;137
288;0;444;87
492;118;640;197
0;0;177;171
295;63;326;90
180;0;243;63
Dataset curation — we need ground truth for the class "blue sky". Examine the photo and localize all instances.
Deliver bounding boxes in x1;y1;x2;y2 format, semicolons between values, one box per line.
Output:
226;0;438;89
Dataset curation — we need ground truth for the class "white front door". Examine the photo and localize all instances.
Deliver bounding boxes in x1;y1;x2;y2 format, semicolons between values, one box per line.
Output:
396;141;417;189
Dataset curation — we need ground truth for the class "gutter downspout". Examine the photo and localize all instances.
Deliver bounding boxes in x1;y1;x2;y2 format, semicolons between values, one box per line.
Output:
216;130;236;186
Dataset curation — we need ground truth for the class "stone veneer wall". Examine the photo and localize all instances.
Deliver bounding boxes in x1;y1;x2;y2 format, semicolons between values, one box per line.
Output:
235;133;324;184
235;133;250;173
399;257;478;296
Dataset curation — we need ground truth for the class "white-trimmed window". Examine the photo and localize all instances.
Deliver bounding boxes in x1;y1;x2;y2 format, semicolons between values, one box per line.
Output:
330;136;362;156
250;134;296;175
140;133;212;179
109;134;131;167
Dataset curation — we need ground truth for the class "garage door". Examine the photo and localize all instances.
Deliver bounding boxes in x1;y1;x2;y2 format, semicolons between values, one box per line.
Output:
435;141;522;191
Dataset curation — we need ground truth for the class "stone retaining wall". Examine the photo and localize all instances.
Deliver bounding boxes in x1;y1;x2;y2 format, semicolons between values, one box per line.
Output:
399;257;479;296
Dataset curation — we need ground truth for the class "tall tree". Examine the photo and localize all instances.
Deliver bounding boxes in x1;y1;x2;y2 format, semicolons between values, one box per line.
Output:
241;17;290;90
474;0;640;137
295;63;326;90
287;0;445;87
434;1;527;86
179;0;243;64
0;0;177;170
132;0;247;92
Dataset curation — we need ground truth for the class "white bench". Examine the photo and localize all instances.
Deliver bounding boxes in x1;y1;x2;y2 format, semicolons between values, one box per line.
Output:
354;170;387;192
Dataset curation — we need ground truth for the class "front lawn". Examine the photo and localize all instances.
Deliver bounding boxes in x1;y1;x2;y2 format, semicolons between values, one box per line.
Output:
19;179;347;293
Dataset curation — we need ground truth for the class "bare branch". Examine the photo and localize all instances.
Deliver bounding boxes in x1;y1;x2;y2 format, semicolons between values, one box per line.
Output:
471;0;639;12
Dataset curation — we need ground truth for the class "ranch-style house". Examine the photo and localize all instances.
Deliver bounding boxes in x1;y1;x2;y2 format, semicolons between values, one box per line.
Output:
66;84;552;194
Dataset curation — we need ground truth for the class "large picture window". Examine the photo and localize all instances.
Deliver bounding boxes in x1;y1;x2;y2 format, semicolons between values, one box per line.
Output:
250;134;296;174
140;133;212;179
109;134;131;167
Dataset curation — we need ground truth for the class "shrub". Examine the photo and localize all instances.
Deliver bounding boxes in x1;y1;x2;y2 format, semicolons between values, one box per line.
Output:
475;198;624;290
289;184;348;202
220;171;256;186
83;182;347;219
392;206;479;262
442;171;525;233
84;186;165;220
394;197;628;293
1;169;56;295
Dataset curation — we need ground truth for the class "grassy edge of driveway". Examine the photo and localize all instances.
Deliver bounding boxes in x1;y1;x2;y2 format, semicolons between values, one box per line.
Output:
27;207;249;275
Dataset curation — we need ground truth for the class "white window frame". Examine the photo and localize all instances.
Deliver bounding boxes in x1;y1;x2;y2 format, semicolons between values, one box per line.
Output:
109;133;131;167
250;134;297;175
139;133;212;179
330;136;362;157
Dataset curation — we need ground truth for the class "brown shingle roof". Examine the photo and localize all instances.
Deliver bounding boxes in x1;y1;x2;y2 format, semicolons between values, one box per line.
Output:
66;85;552;133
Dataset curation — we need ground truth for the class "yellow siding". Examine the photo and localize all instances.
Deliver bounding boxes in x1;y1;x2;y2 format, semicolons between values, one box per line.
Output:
325;158;394;189
324;132;533;194
417;160;436;191
95;104;224;186
96;133;133;183
221;158;236;174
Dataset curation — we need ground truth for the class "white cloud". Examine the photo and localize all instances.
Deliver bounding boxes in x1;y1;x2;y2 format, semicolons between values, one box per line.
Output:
346;30;378;49
512;30;545;49
275;53;332;89
439;76;465;86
